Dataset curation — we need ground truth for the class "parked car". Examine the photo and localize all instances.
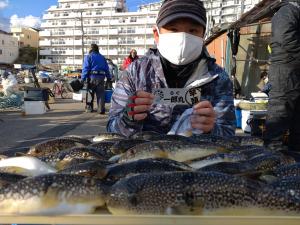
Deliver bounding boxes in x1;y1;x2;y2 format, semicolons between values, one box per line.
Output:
37;71;51;83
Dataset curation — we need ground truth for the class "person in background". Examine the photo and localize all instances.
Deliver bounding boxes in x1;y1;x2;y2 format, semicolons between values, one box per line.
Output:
122;49;139;70
106;58;118;82
264;0;300;151
82;44;111;114
260;71;271;96
107;0;235;137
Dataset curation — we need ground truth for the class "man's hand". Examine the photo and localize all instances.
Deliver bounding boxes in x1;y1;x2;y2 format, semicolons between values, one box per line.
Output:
191;101;216;133
126;91;154;121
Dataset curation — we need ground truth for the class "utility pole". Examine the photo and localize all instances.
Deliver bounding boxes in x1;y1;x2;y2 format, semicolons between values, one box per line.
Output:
240;0;245;18
80;10;85;64
36;47;39;68
107;1;114;58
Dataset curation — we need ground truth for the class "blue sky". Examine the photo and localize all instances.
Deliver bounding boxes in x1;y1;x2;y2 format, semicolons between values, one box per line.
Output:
2;0;158;18
0;0;158;31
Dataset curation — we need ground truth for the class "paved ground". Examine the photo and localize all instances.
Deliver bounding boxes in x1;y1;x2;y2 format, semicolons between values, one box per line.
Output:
0;97;109;152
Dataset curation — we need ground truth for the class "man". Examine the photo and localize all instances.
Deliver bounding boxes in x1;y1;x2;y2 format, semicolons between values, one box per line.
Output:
107;0;235;137
264;0;300;151
260;71;271;96
82;44;111;114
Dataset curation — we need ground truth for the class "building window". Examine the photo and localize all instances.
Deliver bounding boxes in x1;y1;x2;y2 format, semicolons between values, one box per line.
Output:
0;49;2;55
2;40;4;45
130;17;137;22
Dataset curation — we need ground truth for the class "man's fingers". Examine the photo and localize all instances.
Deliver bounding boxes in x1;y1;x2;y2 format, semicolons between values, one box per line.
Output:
132;105;151;113
136;91;155;99
193;108;215;117
193;101;213;110
191;115;214;125
134;97;153;105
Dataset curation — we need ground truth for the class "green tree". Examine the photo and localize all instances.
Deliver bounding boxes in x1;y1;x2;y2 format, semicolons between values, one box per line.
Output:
14;46;38;65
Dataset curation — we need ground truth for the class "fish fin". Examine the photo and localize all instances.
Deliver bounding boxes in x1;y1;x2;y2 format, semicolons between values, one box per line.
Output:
42;187;61;208
258;175;278;184
55;160;71;170
96;168;108;179
236;171;263;179
154;150;168;159
217;146;230;153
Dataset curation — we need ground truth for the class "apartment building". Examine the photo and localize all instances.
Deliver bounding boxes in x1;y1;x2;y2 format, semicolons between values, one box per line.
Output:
11;27;40;48
0;30;19;64
39;0;161;69
39;0;262;69
203;0;261;35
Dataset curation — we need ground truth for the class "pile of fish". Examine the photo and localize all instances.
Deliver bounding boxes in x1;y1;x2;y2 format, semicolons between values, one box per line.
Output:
0;132;300;216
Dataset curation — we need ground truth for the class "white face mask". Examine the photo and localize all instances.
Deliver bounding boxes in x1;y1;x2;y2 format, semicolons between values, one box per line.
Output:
156;28;204;65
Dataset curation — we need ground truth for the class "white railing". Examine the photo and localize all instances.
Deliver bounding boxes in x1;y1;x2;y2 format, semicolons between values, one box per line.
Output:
65;58;83;65
39;40;51;46
39;31;51;37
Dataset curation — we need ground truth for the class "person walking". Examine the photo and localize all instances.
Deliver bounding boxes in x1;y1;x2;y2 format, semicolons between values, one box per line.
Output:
82;44;111;114
121;49;139;70
264;0;300;151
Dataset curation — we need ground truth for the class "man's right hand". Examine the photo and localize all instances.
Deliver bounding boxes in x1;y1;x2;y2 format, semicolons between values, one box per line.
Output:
126;91;154;121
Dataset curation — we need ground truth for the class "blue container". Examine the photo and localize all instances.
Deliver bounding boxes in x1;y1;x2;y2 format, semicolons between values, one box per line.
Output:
235;108;242;128
105;89;113;103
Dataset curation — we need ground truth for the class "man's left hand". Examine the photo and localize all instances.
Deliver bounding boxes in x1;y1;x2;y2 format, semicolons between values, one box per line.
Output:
191;101;216;133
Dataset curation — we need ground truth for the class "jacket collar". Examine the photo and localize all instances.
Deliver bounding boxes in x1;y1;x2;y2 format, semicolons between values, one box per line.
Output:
148;48;219;88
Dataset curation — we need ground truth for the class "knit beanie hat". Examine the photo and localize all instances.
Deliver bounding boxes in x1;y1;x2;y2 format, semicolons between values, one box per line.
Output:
156;0;207;29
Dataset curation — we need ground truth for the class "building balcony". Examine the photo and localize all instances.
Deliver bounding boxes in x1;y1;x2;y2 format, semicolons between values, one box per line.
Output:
47;5;58;11
39;40;52;46
221;16;237;24
110;40;119;45
222;8;237;15
222;1;237;8
39;31;51;37
212;11;221;16
107;49;118;56
49;49;82;55
65;58;83;65
40;59;52;65
212;2;222;8
40;49;51;55
42;14;52;20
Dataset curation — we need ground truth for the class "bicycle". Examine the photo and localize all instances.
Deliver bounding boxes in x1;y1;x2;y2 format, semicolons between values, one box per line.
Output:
51;79;72;99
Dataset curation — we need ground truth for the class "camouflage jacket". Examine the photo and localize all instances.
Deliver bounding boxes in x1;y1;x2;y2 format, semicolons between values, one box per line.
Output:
107;48;236;137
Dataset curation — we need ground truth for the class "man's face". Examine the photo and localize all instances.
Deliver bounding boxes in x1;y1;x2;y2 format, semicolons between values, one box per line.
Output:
153;18;205;44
